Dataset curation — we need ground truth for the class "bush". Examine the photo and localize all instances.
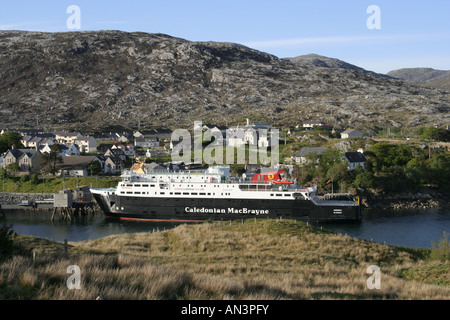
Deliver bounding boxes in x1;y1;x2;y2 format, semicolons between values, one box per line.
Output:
430;232;450;262
0;224;15;262
20;174;30;183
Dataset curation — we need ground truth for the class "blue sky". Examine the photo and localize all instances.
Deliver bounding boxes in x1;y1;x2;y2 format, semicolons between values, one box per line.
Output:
1;0;449;73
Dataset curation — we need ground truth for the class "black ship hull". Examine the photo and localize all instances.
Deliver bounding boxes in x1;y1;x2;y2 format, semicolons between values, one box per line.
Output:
93;193;362;223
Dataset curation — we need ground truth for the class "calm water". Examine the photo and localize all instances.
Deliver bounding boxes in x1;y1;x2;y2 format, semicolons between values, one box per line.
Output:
1;208;449;248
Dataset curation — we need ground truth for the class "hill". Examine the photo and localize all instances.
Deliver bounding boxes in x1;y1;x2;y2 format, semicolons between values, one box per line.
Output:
0;30;449;133
388;68;450;90
284;53;365;72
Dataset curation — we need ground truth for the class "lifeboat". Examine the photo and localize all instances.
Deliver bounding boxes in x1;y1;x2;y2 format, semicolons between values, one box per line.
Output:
272;179;294;185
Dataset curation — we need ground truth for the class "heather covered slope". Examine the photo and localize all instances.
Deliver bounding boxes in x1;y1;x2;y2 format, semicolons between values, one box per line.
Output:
0;30;448;132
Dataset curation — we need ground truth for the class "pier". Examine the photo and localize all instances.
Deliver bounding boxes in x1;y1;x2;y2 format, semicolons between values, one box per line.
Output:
0;186;97;221
51;186;96;221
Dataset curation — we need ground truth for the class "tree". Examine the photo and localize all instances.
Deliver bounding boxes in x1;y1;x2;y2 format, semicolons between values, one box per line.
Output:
0;224;15;262
0;131;24;153
40;144;63;175
87;160;102;175
353;172;375;189
368;143;412;172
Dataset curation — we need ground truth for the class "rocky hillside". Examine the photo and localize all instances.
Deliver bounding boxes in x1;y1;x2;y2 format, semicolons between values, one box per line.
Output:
284;53;365;72
388;68;450;90
0;30;448;133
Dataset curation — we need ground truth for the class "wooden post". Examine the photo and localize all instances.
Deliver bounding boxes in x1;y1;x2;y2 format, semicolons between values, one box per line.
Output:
64;239;68;255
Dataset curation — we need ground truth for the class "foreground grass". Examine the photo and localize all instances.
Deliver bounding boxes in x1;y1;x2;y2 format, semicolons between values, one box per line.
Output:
1;219;449;300
0;176;120;193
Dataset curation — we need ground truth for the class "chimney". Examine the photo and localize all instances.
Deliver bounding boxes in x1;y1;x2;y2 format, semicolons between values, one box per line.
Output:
246;118;250;126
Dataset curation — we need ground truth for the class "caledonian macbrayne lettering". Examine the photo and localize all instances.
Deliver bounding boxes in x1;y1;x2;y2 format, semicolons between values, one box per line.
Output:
184;206;269;215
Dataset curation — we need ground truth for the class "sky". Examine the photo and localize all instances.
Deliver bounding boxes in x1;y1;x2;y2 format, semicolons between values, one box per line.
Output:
0;0;449;74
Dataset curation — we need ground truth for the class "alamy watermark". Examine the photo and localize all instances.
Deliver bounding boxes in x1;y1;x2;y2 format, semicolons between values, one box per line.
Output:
171;121;279;167
366;265;381;289
66;265;81;289
67;5;81;30
366;5;381;30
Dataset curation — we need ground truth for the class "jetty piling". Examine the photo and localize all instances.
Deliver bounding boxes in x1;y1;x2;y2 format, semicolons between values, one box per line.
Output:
52;186;95;221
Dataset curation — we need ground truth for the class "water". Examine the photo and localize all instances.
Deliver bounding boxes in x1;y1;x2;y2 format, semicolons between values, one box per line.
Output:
1;208;449;248
324;208;450;249
0;209;192;243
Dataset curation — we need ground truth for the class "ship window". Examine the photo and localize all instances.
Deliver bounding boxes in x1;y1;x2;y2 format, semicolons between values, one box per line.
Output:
170;192;173;195
200;193;206;195
134;184;141;187
126;192;132;194
276;194;282;197
142;184;149;187
134;192;141;194
191;193;197;195
183;192;189;195
270;194;274;196
150;184;155;187
175;192;181;195
207;193;211;195
160;192;165;195
120;191;124;194
285;194;291;197
126;184;132;187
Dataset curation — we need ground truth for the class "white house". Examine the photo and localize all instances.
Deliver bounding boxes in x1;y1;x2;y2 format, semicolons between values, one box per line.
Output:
54;131;82;144
344;152;367;170
341;129;363;139
75;136;97;153
293;147;328;164
112;144;136;157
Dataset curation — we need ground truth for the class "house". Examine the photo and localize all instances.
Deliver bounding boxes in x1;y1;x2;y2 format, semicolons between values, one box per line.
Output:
134;136;160;148
341;129;363;139
104;155;124;174
302;121;325;129
104;148;127;162
225;128;246;147
112;144;136;157
145;149;158;158
293;147;328;164
1;146;42;173
57;155;102;177
344;152;367;170
39;143;80;157
75;136;97;153
54;131;82;144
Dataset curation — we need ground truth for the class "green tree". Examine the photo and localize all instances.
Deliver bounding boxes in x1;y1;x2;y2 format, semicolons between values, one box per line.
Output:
87;160;102;175
40;144;63;175
353;172;375;189
428;153;450;189
0;131;24;153
0;224;15;262
368;143;412;172
318;148;343;172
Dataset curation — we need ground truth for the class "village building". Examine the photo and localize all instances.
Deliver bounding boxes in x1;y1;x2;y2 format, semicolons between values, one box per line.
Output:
112;144;136;157
292;147;328;164
57;155;102;177
340;129;363;139
1;146;42;173
344;152;368;170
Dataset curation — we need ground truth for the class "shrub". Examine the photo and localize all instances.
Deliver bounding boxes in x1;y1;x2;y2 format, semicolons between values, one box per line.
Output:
0;224;15;262
430;232;450;262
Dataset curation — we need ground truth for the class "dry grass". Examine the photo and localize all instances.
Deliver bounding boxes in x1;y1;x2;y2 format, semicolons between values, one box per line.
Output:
1;219;449;300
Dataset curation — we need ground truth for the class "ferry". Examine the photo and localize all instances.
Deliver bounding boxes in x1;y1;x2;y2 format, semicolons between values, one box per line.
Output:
90;166;362;223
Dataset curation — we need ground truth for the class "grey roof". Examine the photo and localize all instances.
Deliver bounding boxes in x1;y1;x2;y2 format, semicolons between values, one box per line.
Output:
344;152;367;163
294;147;328;157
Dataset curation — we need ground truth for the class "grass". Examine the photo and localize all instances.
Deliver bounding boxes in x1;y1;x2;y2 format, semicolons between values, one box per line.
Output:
1;219;449;300
0;176;120;193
